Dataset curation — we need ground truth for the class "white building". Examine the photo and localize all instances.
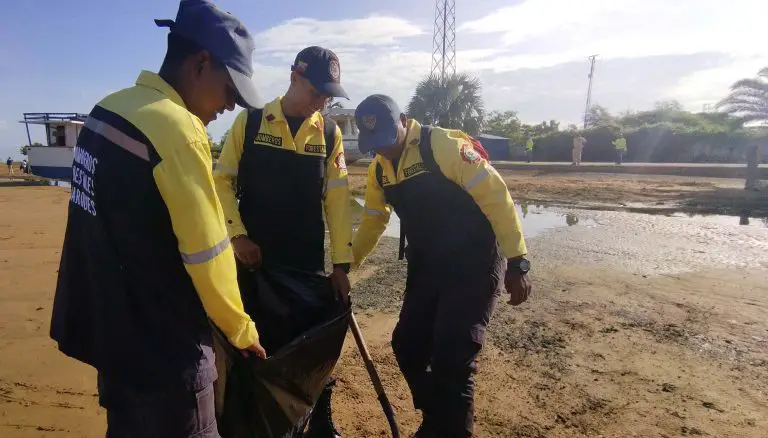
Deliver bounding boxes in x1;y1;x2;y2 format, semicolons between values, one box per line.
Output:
324;108;365;163
19;112;88;179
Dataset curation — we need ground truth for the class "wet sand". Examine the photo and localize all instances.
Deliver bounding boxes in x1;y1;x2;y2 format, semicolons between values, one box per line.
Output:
1;182;767;437
349;165;768;217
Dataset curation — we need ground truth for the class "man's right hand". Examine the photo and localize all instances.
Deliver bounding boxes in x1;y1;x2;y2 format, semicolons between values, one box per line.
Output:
240;341;267;359
232;235;261;267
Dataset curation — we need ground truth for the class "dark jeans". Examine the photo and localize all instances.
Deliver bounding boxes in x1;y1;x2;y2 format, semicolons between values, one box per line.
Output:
616;149;624;164
98;374;219;438
391;252;504;437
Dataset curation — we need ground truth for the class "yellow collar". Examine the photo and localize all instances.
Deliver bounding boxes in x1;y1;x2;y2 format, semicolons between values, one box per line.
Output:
135;71;187;109
403;119;423;150
264;97;324;131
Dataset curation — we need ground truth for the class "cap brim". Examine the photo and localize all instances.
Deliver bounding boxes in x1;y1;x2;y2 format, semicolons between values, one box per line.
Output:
357;125;398;155
315;81;349;99
227;66;262;109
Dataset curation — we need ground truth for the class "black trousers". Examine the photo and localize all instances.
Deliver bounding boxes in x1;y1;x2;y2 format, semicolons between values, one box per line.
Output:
391;250;504;437
98;374;219;438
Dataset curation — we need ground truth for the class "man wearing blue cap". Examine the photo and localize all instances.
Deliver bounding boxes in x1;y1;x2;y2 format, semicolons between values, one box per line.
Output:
352;95;533;437
50;1;263;436
213;46;353;437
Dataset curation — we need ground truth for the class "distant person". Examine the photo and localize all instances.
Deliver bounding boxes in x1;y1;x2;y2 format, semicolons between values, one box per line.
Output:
50;1;264;437
612;134;627;165
745;142;761;191
21;159;28;174
525;136;534;163
352;94;532;438
572;134;586;165
6;157;13;176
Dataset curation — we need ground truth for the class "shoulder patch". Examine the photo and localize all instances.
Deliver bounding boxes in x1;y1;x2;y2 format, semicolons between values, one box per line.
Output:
335;151;347;170
409;137;420;145
460;143;482;163
265;114;275;122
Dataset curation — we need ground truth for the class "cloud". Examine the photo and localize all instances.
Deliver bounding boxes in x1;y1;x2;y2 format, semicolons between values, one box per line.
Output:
206;6;767;139
461;0;768;68
253;16;423;53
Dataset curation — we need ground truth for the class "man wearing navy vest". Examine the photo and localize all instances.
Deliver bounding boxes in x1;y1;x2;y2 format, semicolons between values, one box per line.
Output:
51;1;264;436
214;46;352;437
352;94;533;438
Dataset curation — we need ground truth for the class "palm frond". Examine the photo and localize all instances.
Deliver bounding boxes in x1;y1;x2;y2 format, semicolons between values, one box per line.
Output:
716;66;768;125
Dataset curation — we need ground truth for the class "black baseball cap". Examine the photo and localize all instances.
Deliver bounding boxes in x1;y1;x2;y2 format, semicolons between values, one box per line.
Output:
355;94;403;154
155;0;261;108
292;46;348;99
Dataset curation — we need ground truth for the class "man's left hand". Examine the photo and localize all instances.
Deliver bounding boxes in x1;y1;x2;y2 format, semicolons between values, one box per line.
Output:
505;269;532;306
330;266;351;305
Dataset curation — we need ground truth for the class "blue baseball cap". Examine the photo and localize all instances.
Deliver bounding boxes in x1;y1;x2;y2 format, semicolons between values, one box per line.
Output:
155;0;261;109
355;94;403;154
292;46;348;99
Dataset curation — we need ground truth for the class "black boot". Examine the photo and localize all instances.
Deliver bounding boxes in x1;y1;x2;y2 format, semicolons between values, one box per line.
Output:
305;383;341;438
412;413;435;438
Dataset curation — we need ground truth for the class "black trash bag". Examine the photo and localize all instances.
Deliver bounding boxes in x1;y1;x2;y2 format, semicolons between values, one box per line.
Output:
216;263;350;438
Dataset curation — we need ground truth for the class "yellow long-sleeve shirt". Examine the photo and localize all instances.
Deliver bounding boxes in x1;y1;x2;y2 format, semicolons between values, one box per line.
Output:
213;97;353;265
58;71;258;351
353;120;527;266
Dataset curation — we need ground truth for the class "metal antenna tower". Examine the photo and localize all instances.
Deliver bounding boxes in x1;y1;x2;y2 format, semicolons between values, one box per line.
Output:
431;0;456;82
583;54;598;128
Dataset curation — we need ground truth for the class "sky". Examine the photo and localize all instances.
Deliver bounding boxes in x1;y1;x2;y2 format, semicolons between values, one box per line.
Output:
1;0;766;159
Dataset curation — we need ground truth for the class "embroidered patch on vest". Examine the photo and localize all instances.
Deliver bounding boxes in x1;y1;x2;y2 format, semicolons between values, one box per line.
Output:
403;162;427;178
254;133;282;146
305;144;324;154
265;114;275;122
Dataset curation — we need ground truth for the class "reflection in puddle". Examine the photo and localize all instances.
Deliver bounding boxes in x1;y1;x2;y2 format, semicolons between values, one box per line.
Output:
352;198;595;239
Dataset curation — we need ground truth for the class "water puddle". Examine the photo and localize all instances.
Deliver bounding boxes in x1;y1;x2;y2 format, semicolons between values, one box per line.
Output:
352;198;595;238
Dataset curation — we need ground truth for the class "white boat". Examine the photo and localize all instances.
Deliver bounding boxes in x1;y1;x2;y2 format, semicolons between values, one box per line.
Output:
19;113;87;180
323;108;366;163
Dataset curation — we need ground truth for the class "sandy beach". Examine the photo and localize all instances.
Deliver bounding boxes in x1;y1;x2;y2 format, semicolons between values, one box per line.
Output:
1;170;767;437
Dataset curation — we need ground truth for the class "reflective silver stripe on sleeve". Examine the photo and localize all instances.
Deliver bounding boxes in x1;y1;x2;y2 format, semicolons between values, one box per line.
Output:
84;117;150;161
181;237;230;265
213;163;238;176
326;178;348;190
462;168;490;191
364;207;385;216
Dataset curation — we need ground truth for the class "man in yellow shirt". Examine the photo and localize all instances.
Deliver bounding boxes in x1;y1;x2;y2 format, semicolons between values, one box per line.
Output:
612;133;627;165
213;46;352;437
352;95;532;438
50;1;263;436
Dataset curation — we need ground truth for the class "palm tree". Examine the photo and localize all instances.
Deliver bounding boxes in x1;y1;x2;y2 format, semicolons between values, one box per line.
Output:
327;98;344;109
717;67;768;125
406;73;485;136
322;98;344;116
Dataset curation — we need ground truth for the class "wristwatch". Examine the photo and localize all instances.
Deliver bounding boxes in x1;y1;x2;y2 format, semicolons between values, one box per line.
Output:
508;258;531;275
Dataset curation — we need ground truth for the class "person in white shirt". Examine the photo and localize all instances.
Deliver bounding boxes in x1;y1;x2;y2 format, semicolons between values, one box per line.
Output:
572;134;586;165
